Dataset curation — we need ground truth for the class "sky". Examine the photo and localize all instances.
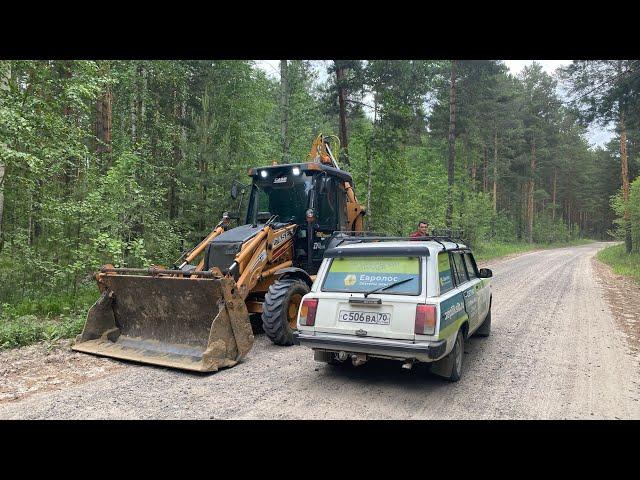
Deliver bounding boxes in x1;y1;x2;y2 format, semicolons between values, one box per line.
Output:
254;60;614;148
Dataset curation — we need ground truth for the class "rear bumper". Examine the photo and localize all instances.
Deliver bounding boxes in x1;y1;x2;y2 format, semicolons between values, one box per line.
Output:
293;331;447;362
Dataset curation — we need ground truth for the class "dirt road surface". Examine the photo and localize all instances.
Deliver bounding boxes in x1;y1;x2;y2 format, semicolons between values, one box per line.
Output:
1;242;638;419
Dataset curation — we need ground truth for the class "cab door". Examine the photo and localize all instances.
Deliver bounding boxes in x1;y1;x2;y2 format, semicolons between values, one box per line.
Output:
464;252;489;324
451;251;481;331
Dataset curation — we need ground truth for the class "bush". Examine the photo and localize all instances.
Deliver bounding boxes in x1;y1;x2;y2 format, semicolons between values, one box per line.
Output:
0;312;86;350
610;177;640;253
532;212;572;244
456;191;493;248
597;243;640;284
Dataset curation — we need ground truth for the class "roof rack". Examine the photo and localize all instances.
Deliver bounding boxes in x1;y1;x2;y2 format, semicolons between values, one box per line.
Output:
329;230;466;251
430;229;466;250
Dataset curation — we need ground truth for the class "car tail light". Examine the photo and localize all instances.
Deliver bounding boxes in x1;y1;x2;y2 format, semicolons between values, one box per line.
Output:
299;298;318;326
415;304;436;335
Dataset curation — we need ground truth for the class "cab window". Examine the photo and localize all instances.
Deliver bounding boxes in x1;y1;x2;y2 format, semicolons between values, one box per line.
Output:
316;177;338;232
438;252;455;294
451;252;469;286
463;253;477;280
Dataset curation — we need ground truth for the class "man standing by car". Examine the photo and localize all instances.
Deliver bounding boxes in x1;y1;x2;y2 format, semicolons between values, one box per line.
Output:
410;221;429;239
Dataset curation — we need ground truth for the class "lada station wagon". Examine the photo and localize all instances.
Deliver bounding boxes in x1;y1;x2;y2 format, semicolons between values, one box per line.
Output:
293;236;493;381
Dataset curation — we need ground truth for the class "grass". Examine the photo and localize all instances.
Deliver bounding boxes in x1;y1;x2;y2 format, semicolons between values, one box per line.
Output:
596;244;640;285
0;283;98;350
0;312;87;350
474;238;595;262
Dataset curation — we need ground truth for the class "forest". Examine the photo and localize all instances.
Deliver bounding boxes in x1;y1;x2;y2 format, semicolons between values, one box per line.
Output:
0;59;639;341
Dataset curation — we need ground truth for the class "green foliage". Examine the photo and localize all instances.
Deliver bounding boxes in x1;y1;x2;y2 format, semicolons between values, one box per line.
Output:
597;243;640;284
532;212;574;243
0;312;86;350
0;283;96;349
610;176;640;253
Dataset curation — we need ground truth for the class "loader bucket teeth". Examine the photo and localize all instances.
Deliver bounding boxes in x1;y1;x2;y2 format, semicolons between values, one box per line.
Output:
72;274;254;372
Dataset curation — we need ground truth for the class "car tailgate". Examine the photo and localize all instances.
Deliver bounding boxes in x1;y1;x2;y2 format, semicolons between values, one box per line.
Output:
312;292;418;340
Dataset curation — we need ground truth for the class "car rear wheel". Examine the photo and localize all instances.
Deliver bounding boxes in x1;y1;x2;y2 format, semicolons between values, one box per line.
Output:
262;278;310;346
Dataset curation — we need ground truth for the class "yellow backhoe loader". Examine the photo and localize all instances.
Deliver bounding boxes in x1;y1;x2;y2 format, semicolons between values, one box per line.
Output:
72;135;365;372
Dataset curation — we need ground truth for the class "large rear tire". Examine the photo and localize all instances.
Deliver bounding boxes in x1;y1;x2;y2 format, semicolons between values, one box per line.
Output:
262;278;310;346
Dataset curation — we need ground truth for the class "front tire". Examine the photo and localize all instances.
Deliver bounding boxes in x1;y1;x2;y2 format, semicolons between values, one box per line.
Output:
262;278;310;346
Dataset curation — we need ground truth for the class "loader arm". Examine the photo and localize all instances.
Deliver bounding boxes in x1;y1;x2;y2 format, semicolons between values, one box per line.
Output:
231;223;297;300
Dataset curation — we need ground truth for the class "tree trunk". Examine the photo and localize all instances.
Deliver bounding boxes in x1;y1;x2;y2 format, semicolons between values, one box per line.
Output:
280;60;290;163
492;130;498;213
0;161;5;248
365;139;373;229
552;167;557;221
95;65;113;172
131;93;137;144
620;112;632;253
482;143;488;193
519;182;526;240
169;86;182;220
140;63;147;130
61;61;74;196
471;154;477;189
0;62;9;249
28;197;32;247
446;61;456;229
366;96;378;230
335;61;349;167
527;137;536;243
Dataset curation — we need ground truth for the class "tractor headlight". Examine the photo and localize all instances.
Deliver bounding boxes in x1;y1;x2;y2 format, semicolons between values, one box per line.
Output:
260;170;268;178
292;167;301;176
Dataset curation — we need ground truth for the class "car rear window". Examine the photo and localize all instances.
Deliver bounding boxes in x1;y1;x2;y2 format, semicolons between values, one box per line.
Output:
321;256;421;295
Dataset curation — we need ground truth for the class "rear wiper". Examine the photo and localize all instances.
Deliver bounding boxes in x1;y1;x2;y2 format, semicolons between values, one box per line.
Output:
363;278;413;298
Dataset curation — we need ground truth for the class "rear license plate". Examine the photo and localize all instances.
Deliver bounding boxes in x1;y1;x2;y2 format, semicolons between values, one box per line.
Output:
338;310;391;325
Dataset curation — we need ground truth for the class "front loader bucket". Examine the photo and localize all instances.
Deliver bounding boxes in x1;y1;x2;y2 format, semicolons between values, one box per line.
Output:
72;273;254;372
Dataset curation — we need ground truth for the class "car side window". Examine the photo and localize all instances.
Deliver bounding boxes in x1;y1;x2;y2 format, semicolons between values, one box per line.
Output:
437;252;455;294
464;253;477;279
451;252;469;286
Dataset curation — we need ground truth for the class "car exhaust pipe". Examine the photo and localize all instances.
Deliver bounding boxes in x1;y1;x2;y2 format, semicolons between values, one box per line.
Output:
352;353;368;367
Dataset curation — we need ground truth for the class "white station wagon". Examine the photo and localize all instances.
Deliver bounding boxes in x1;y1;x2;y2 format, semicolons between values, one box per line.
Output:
293;236;493;381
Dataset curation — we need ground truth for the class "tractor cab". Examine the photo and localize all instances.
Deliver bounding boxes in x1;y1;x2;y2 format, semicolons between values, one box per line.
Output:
246;162;355;274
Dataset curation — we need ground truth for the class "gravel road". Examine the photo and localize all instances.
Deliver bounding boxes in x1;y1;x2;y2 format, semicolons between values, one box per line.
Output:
1;242;638;419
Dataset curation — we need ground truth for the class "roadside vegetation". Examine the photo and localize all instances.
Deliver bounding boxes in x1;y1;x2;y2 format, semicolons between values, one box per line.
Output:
597;244;640;284
0;284;96;349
